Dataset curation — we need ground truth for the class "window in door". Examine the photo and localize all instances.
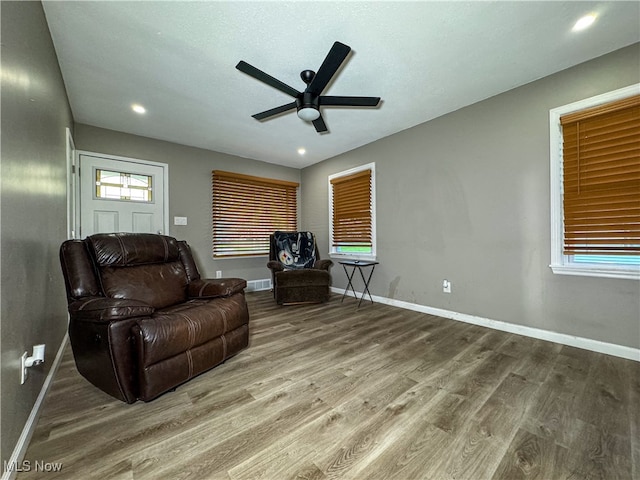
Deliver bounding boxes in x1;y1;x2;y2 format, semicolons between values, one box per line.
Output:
95;169;153;202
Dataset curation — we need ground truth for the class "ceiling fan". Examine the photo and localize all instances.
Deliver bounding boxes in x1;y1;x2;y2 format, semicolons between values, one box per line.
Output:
236;41;381;133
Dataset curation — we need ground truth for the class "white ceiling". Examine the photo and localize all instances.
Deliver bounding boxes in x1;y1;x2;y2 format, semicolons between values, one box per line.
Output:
42;1;639;168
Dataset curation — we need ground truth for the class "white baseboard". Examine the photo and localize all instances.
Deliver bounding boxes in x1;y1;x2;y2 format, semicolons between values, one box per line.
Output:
2;334;68;480
332;287;640;362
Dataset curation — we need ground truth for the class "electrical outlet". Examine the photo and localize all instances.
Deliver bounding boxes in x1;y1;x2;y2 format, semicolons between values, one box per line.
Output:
443;279;452;294
216;270;222;279
21;344;46;384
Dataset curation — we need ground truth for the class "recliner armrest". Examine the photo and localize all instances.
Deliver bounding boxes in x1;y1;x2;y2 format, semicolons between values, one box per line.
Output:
188;278;246;299
267;261;284;272
314;259;333;271
68;297;155;324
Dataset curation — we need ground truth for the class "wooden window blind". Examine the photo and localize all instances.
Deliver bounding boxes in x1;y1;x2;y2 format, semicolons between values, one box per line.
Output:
212;170;298;257
560;94;640;255
330;169;372;248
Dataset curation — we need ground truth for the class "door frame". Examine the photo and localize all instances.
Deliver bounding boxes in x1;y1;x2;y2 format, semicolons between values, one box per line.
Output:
75;150;170;237
66;128;78;239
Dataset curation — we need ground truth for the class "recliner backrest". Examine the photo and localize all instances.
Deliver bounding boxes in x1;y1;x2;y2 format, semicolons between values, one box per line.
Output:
269;231;320;269
88;233;188;309
61;233;194;309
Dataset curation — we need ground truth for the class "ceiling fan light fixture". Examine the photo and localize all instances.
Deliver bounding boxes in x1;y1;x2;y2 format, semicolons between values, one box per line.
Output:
297;107;320;122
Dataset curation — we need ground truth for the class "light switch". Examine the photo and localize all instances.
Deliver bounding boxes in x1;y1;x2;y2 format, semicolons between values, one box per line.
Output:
174;216;188;226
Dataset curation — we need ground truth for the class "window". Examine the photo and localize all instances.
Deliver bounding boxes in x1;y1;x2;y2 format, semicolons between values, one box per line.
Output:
212;170;298;257
95;169;152;202
550;84;640;279
328;163;376;259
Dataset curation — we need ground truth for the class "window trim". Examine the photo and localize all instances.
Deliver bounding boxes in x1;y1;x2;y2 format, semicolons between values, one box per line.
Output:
549;83;640;280
328;162;376;260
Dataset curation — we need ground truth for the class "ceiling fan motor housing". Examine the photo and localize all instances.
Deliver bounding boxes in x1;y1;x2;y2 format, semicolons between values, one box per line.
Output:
296;92;320;121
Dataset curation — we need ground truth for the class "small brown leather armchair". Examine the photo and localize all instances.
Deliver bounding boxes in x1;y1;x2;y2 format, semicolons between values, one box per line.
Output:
59;233;249;403
267;231;333;305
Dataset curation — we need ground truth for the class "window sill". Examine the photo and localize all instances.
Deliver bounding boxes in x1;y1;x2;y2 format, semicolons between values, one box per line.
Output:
329;253;377;262
550;264;640;280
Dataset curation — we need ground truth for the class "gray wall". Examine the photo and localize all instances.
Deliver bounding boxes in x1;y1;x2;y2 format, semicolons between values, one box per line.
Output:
1;4;637;468
1;1;73;467
302;44;640;349
73;124;301;281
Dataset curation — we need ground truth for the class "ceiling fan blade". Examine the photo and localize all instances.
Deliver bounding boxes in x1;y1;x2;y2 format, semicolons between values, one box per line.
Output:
252;102;297;120
312;115;328;133
320;96;381;107
236;61;300;98
306;41;351;96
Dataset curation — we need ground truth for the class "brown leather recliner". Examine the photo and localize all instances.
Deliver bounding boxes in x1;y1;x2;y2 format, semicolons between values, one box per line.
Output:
267;232;333;305
59;233;249;403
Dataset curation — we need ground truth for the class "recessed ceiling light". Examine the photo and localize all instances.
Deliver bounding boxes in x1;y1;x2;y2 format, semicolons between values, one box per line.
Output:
572;14;597;32
132;103;146;114
297;148;306;155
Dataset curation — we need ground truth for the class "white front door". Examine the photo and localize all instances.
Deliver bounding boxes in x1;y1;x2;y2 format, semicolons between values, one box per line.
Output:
79;153;168;237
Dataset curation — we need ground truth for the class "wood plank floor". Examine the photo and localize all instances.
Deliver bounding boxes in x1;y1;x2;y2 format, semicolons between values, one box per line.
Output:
17;292;640;479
